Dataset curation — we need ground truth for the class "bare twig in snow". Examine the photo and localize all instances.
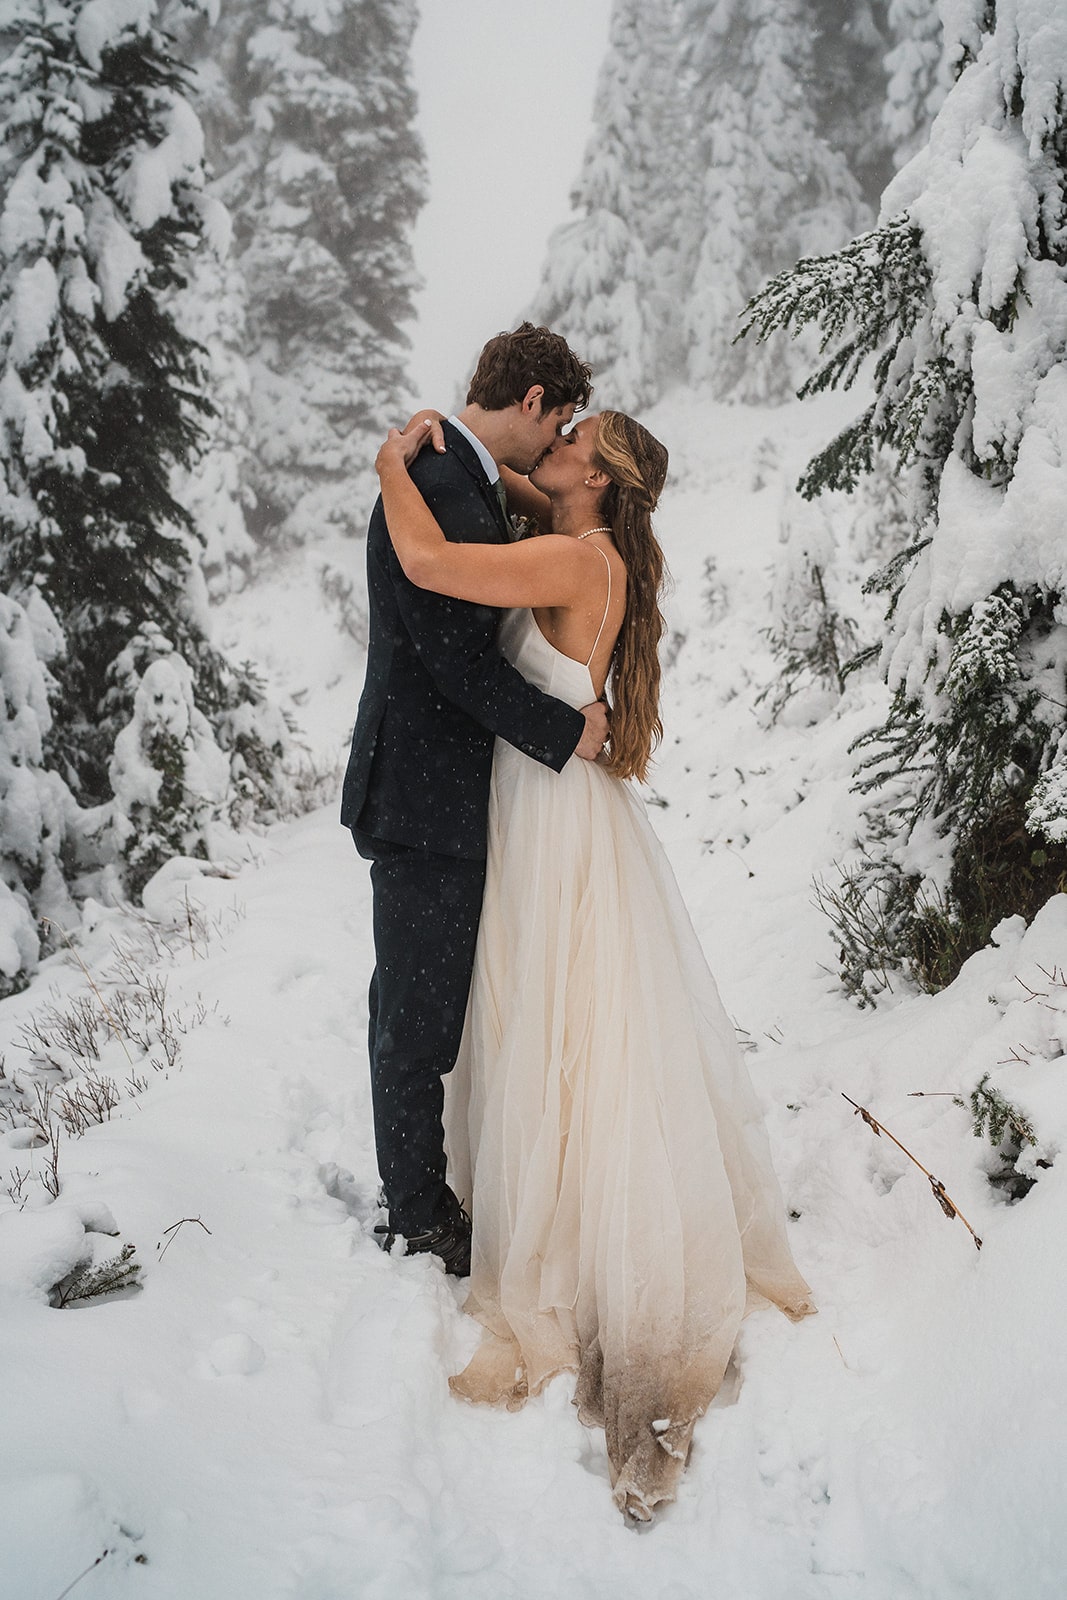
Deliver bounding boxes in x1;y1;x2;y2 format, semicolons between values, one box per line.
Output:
157;1216;212;1260
53;1548;111;1599
841;1092;982;1250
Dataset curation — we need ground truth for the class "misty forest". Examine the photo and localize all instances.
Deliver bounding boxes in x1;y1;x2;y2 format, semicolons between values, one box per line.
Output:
2;1;1065;1595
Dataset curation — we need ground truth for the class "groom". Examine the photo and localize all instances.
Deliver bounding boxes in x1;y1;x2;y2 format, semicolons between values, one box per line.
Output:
341;323;606;1275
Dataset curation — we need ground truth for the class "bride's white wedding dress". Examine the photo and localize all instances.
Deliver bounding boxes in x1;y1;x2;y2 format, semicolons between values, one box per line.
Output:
445;596;814;1521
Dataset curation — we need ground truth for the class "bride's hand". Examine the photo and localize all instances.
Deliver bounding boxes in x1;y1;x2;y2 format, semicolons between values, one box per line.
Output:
375;422;435;477
399;408;447;455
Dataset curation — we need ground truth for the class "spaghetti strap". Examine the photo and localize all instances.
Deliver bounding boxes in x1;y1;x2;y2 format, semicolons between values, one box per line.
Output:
585;544;613;669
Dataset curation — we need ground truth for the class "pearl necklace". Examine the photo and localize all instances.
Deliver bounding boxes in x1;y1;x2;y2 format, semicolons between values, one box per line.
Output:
577;526;612;540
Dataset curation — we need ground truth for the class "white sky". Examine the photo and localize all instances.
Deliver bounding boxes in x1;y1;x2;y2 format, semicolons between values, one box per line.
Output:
407;0;614;407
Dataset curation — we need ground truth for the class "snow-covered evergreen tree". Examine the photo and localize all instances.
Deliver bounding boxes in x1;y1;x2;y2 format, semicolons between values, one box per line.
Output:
0;1;292;900
170;232;256;599
181;0;426;547
103;619;293;846
158;1;256;596
741;0;1067;994
533;0;885;405
532;0;677;410
809;0;898;209
0;588;79;993
0;0;220;796
883;0;952;167
682;0;870;399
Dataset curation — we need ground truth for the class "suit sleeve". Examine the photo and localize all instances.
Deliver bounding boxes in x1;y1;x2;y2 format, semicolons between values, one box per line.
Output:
383;464;586;772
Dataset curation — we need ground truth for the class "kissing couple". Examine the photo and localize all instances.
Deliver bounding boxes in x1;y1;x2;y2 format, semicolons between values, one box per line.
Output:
341;322;814;1523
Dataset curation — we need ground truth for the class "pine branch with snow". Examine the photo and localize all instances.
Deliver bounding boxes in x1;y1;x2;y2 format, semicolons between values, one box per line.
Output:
53;1239;141;1306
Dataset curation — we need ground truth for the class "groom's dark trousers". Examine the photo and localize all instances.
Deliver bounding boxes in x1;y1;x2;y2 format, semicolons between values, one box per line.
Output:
341;423;583;1237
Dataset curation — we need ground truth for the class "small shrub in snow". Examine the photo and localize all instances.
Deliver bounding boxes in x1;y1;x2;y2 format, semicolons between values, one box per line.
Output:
952;906;1067;1199
963;1069;1037;1143
319;564;369;648
759;498;861;722
52;1241;141;1308
1;899;217;1209
271;757;344;825
813;856;911;1006
213;659;298;832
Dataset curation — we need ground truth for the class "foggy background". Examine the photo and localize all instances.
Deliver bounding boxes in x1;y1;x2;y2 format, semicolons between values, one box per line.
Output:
409;0;613;402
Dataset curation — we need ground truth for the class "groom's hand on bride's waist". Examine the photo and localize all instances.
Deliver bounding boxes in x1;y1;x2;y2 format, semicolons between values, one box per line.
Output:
575;700;609;763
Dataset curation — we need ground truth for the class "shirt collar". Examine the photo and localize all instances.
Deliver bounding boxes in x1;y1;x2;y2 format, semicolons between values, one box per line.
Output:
448;414;499;484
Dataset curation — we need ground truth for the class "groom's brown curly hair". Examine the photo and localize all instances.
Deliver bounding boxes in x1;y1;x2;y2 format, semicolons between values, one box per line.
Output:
467;322;593;413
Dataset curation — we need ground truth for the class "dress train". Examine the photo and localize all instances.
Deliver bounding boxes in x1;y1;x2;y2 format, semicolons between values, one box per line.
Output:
445;607;814;1519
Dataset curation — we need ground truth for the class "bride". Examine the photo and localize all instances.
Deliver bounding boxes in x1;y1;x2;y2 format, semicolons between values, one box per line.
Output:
374;409;815;1523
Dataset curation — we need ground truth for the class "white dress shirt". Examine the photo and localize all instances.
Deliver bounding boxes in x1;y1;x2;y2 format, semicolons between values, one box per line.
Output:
448;414;500;487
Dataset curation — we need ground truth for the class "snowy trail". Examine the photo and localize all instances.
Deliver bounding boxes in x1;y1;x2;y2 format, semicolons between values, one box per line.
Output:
3;806;1066;1599
2;812;1062;1600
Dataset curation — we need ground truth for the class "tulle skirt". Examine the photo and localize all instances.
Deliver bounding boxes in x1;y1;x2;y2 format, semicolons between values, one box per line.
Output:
445;738;814;1519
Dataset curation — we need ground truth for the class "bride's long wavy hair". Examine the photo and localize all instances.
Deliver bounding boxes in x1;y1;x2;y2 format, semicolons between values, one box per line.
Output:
592;411;669;784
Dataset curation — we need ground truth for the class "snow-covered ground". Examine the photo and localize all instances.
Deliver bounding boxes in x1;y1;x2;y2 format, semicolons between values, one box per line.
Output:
3;394;1065;1600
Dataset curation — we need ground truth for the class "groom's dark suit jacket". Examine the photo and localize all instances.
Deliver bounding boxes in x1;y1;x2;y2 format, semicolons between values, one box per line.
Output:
341;421;585;859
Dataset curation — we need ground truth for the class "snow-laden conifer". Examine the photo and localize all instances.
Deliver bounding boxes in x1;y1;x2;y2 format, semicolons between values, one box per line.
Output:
158;2;255;596
0;0;218;794
809;0;899;209
0;1;291;898
170;235;256;599
191;0;426;546
682;0;869;400
741;0;1067;995
531;0;676;410
883;0;953;166
533;0;882;406
0;588;81;993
